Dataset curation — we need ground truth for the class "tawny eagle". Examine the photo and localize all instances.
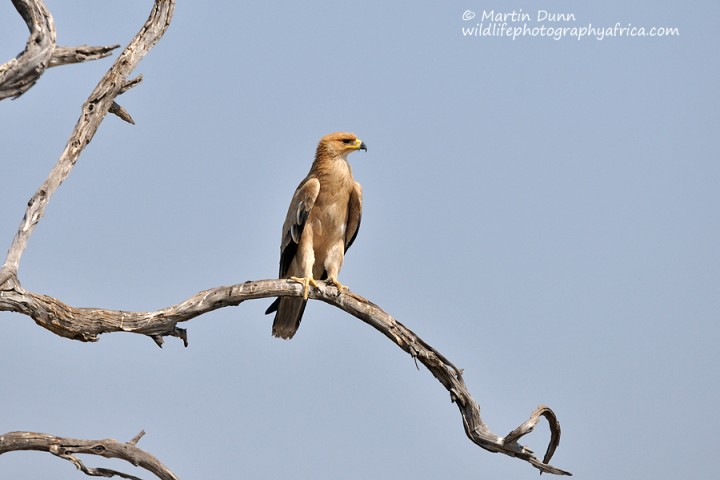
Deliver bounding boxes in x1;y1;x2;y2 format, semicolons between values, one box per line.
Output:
266;132;366;339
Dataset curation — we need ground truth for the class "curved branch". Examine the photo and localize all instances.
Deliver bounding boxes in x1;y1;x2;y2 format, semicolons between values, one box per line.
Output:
0;0;55;100
0;279;571;475
0;0;119;100
0;430;178;480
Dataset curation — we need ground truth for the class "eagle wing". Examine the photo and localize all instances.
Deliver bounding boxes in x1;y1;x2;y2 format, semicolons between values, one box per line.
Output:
278;176;320;278
344;181;362;252
265;176;320;321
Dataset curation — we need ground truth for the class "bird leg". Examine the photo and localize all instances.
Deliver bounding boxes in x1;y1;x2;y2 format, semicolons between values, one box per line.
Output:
327;276;348;294
289;276;319;300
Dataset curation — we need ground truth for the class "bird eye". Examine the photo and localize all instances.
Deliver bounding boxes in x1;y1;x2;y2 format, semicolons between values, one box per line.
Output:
342;139;353;144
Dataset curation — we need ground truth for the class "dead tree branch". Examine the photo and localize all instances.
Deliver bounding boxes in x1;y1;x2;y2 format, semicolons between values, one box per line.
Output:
0;278;571;475
0;0;174;288
0;0;119;100
0;0;571;476
0;431;177;480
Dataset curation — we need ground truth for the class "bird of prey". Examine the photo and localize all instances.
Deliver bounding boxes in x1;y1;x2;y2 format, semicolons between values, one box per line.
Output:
266;132;366;339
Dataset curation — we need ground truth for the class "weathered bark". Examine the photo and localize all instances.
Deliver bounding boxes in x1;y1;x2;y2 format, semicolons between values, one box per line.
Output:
0;0;572;476
0;431;177;480
0;0;119;100
0;278;571;475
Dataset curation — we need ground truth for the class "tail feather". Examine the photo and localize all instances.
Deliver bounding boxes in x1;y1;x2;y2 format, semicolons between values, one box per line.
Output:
268;297;307;340
265;298;280;315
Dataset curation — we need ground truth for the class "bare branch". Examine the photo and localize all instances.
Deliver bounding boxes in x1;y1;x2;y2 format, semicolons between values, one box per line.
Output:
0;0;572;475
49;45;120;68
0;0;55;100
109;101;136;124
0;279;571;475
0;0;175;286
128;431;146;446
0;431;178;480
505;405;562;464
120;75;144;95
0;0;119;100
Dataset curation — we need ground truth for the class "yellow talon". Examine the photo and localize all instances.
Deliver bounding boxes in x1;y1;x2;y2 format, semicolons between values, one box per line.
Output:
289;276;319;300
327;277;348;293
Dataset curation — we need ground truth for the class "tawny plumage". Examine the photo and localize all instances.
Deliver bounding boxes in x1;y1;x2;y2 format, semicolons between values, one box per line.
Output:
266;132;366;339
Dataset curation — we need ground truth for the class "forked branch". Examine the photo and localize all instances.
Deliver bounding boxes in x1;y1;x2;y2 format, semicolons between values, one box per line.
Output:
0;431;177;480
0;0;174;288
0;0;119;100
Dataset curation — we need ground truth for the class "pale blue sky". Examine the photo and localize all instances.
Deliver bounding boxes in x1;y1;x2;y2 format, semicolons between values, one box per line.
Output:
1;1;718;478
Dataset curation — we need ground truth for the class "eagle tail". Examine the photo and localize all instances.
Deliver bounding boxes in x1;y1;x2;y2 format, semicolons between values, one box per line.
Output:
268;297;307;340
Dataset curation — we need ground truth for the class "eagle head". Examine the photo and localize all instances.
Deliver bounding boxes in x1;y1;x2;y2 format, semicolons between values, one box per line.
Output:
317;132;367;159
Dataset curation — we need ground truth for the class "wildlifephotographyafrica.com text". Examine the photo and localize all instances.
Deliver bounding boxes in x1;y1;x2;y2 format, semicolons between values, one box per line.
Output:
461;9;679;41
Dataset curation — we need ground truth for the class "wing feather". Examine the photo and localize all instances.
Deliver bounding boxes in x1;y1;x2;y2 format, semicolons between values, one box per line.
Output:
278;177;320;277
344;181;362;252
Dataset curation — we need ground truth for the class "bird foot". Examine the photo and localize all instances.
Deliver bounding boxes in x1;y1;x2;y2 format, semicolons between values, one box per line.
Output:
289;276;319;300
327;277;348;294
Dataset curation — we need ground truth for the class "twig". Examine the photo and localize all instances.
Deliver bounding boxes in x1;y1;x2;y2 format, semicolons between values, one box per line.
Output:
49;45;120;68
